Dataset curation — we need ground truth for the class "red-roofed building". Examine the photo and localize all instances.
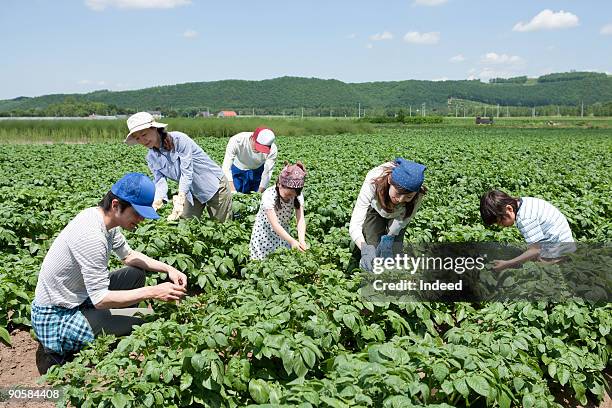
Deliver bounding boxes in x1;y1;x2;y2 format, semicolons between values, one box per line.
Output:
217;110;237;118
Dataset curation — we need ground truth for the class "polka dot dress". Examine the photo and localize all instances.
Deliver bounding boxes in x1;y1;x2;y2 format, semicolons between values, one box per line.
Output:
250;186;304;260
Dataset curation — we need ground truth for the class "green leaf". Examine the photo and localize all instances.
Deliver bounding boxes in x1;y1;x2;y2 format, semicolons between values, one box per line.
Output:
180;373;193;391
249;379;270;404
111;393;129;408
162;367;174;383
571;380;587;405
453;378;469;398
547;362;557;378
191;354;206;372
558;367;570;386
499;391;511;408
320;396;349;408
0;327;11;345
441;380;454;395
522;394;536;408
513;377;525;392
466;375;490;397
432;362;449;382
213;333;228;347
300;347;316;369
143;394;154;407
499;343;512;357
293;355;309;378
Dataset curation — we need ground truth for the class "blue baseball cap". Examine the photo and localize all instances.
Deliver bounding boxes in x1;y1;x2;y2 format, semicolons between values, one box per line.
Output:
111;173;160;220
391;158;426;192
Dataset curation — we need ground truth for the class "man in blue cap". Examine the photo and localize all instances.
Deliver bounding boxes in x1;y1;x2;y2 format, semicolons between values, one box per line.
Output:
31;173;187;363
349;158;427;272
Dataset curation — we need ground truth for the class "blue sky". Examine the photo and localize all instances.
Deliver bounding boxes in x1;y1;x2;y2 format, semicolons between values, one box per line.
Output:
1;0;611;99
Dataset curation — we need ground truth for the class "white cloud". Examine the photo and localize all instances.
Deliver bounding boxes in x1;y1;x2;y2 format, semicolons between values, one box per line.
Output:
478;68;512;80
601;24;612;35
403;31;440;45
413;0;447;6
78;80;107;86
449;54;465;63
468;68;517;81
481;52;524;65
183;30;198;38
369;31;393;41
513;9;579;32
85;0;191;11
346;33;357;39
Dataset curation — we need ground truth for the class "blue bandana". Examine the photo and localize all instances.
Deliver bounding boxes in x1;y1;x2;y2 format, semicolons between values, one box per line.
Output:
390;158;426;192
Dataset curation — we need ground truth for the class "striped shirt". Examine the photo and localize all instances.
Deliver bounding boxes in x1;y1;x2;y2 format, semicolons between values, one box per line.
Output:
349;163;422;246
147;131;224;206
515;197;575;258
222;132;277;191
34;207;131;308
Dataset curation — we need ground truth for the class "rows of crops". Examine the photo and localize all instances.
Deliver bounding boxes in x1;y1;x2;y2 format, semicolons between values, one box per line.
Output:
0;125;610;407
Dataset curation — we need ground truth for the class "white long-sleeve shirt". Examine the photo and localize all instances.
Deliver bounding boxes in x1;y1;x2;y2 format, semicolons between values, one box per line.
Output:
349;163;422;247
222;132;277;191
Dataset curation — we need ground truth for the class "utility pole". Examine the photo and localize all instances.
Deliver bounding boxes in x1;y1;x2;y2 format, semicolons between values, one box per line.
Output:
409;105;412;117
455;105;458;117
358;102;361;118
581;100;584;117
497;104;500;118
532;106;536;117
422;103;426;117
301;107;304;119
484;106;487;116
329;109;332;118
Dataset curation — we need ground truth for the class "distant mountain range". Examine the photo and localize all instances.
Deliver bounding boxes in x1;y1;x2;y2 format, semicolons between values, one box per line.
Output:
1;72;610;114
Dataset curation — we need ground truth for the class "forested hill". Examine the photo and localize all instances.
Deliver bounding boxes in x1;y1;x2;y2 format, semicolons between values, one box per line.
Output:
1;72;610;113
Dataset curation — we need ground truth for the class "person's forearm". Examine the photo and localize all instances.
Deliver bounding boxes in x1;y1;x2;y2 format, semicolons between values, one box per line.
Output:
95;286;153;309
270;218;295;244
229;179;236;192
356;239;366;250
506;246;541;268
123;251;171;274
273;223;295;244
297;218;306;243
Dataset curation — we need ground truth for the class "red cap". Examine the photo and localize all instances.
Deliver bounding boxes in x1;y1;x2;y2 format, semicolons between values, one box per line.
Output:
251;127;275;154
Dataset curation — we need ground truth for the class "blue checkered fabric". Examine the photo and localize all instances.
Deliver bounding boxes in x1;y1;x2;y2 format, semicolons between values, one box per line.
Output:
31;302;94;356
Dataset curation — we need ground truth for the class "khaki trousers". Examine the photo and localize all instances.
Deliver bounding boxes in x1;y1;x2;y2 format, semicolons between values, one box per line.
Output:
182;176;233;222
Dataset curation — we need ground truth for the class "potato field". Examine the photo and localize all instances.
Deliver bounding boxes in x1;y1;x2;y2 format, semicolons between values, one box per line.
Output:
0;123;610;407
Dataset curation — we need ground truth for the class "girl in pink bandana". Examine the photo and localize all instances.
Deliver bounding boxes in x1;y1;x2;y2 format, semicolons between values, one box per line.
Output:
249;162;308;260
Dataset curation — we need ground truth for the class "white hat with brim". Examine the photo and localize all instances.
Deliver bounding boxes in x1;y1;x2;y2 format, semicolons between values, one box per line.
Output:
124;112;168;145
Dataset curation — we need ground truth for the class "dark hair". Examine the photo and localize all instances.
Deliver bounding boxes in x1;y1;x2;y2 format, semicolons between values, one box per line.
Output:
372;163;427;218
98;191;132;213
479;190;519;225
275;183;302;211
154;127;169;151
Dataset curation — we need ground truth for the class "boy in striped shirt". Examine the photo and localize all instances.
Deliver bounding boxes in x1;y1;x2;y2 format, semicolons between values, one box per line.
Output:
480;190;575;272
